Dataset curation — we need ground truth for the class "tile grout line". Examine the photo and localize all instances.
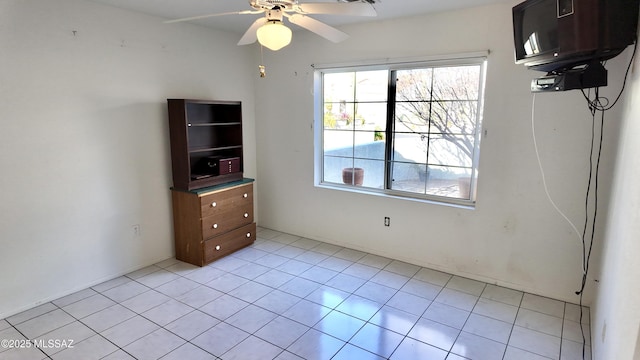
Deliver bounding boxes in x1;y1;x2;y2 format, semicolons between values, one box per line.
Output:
445;280;486;359
6;321;51;359
501;288;525;360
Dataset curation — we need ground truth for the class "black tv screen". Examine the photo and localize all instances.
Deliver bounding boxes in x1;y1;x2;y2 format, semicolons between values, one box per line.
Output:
513;0;639;73
518;0;558;58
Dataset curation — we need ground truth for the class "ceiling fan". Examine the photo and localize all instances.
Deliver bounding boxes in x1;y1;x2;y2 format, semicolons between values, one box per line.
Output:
166;0;377;50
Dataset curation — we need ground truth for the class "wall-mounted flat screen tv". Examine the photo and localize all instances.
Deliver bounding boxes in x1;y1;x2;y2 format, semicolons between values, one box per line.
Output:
513;0;639;72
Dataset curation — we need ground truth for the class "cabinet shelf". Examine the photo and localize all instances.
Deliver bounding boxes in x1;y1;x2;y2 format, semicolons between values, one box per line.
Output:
188;122;242;127
188;145;242;154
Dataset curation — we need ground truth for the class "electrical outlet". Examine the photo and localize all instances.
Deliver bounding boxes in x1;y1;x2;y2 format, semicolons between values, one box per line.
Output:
384;217;390;227
132;224;141;238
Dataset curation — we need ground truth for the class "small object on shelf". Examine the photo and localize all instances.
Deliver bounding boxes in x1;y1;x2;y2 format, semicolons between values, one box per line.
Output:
191;174;213;180
193;156;223;176
218;157;241;175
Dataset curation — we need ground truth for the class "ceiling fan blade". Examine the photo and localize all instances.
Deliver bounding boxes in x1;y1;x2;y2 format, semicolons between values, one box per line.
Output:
238;17;269;45
164;10;260;24
295;2;376;17
287;14;349;43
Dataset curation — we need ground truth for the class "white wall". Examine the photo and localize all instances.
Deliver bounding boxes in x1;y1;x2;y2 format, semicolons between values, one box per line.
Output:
0;0;257;318
254;2;628;304
592;32;640;360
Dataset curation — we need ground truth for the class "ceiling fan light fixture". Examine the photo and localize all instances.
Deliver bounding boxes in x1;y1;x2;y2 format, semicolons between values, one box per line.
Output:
257;20;292;51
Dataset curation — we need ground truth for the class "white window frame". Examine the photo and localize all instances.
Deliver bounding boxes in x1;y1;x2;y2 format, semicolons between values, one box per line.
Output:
313;53;488;207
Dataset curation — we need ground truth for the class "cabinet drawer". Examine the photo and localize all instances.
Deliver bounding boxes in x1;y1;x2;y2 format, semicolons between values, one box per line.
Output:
201;204;253;239
203;223;256;264
200;183;253;218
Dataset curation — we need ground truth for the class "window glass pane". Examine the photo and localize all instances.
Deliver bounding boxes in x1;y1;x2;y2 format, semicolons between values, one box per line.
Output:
432;66;480;101
396;69;433;101
354;102;387;131
324;156;356;184
395;101;430;133
324;72;355;103
324;101;355;130
430;100;477;135
324;158;384;188
392;132;428;164
390;161;427;193
354;131;385;160
353;159;385;188
426;165;472;199
428;135;474;167
324;130;353;157
355;70;388;101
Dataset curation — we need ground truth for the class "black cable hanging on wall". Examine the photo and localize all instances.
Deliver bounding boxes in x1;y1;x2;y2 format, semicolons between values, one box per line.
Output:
575;39;637;360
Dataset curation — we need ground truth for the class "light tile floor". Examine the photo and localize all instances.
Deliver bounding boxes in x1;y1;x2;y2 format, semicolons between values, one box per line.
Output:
0;227;592;360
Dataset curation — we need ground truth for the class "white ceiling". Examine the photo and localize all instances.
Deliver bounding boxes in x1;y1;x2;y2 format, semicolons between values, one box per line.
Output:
87;0;515;36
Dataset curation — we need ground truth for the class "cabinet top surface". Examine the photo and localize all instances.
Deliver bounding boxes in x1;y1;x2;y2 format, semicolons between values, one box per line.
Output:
171;178;254;195
168;99;242;105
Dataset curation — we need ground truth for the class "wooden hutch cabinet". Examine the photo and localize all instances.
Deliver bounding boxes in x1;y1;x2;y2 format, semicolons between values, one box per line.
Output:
167;99;244;191
167;99;255;266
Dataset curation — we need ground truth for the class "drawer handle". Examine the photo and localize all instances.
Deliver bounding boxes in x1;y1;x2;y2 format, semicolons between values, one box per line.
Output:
243;193;248;198
212;223;218;229
211;202;217;207
215;245;221;251
244;213;249;218
246;232;251;238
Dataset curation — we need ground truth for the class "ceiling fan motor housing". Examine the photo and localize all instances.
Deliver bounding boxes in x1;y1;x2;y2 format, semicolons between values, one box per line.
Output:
264;7;285;21
251;0;296;11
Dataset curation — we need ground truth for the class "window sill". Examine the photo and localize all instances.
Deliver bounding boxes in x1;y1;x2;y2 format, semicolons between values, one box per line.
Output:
315;182;476;210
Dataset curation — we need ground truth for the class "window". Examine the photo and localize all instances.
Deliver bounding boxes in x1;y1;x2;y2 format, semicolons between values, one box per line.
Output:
316;56;486;205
